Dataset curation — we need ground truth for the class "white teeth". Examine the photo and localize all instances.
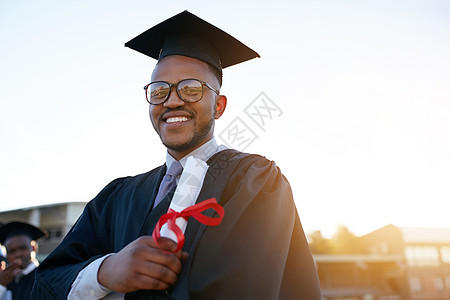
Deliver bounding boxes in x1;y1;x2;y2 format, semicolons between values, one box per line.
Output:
166;116;189;123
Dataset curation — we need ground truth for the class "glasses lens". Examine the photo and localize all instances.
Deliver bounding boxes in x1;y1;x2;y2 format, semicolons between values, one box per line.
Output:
177;79;203;102
149;82;170;104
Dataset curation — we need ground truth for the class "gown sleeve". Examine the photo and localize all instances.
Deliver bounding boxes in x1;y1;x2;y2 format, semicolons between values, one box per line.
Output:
31;178;127;299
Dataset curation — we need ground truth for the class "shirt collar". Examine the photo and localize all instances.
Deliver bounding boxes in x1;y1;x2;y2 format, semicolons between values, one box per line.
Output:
165;137;226;170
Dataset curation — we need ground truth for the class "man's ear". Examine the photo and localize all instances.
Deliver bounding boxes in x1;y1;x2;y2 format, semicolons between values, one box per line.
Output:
214;95;227;119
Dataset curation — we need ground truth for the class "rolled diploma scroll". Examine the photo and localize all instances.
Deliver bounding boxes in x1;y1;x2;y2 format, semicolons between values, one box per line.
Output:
160;156;209;242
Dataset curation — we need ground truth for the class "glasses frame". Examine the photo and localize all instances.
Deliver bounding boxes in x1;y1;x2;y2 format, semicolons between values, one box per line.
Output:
143;78;220;105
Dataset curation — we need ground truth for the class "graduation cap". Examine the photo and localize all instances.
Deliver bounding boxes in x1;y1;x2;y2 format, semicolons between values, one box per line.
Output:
0;221;48;244
125;10;260;72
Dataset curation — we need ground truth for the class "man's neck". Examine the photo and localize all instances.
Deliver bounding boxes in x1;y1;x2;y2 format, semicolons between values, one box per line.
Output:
166;137;226;168
168;139;211;161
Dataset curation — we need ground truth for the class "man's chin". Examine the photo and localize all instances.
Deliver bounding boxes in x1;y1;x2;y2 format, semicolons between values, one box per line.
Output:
161;130;212;156
163;141;193;153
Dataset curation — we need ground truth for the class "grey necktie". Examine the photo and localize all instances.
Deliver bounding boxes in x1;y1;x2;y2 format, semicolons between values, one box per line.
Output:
153;161;183;208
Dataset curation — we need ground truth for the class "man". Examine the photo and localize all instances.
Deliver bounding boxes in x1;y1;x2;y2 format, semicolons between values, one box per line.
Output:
33;11;321;299
0;221;47;300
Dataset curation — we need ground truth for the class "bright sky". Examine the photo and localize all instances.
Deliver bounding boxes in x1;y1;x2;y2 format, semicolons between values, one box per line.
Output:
1;0;450;237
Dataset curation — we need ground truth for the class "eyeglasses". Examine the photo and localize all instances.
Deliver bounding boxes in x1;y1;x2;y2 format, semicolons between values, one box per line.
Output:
144;78;220;105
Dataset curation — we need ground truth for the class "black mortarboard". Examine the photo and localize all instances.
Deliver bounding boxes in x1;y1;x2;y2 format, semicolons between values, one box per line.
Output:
125;10;260;71
0;221;48;244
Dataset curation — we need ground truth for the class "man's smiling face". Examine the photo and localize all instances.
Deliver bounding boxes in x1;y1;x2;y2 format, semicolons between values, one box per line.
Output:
149;55;226;159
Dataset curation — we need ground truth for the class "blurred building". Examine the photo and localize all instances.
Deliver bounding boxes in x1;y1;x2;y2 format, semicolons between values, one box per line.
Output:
0;202;86;261
315;224;450;300
363;224;450;300
315;253;406;299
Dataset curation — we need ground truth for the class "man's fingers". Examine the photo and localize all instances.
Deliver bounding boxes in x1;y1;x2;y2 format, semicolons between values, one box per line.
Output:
146;236;178;252
124;273;171;291
98;236;186;293
135;260;179;285
135;237;186;272
99;256;179;292
145;236;188;261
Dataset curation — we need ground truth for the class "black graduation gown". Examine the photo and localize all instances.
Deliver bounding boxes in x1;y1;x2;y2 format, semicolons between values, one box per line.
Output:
32;150;321;299
7;267;36;300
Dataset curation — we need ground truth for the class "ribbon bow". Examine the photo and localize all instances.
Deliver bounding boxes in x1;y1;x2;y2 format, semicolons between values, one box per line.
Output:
152;198;225;252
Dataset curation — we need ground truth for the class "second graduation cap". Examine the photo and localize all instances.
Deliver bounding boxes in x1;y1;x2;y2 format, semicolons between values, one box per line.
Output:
0;221;48;244
125;10;260;72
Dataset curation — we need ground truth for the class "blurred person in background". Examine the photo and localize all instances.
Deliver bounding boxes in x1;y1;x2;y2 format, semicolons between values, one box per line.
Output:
0;221;47;300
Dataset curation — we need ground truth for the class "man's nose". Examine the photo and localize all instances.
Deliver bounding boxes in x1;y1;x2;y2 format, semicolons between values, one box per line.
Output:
164;87;185;108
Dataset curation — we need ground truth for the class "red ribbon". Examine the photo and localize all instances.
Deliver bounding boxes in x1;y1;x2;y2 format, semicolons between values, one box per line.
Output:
152;198;224;252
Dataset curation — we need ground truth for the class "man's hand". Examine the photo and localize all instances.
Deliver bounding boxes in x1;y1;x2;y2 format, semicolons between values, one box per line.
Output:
0;259;21;286
98;236;188;293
